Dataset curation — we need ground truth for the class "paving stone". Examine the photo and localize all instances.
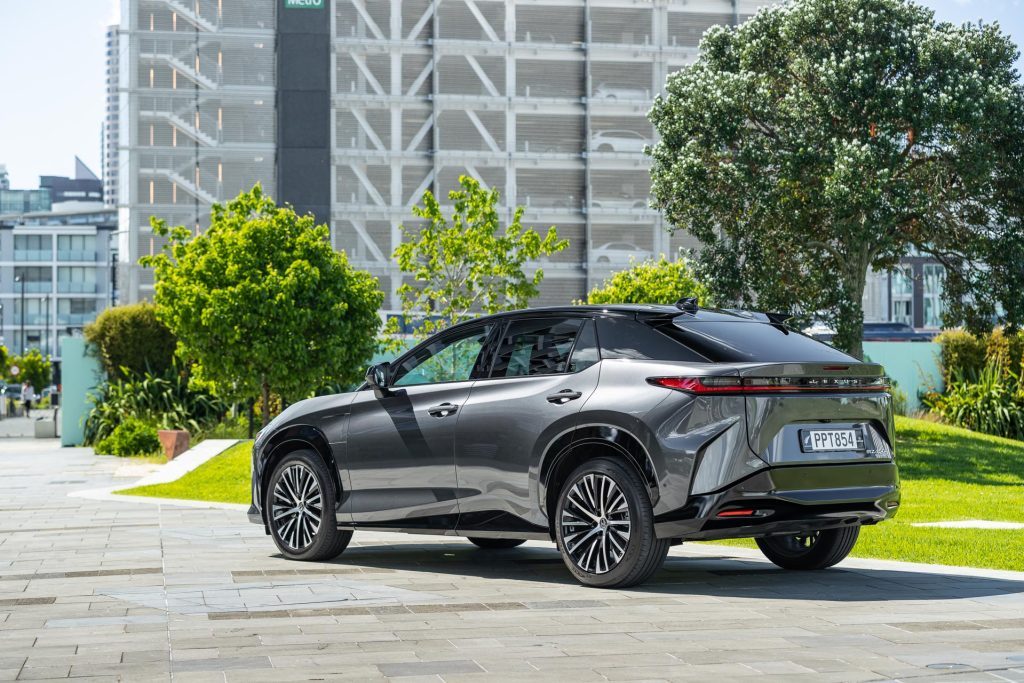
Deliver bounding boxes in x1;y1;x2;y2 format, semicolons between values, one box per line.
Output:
2;441;1024;682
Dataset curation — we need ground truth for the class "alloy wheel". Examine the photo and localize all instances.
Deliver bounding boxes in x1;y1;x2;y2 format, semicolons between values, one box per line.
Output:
560;473;631;574
271;463;322;551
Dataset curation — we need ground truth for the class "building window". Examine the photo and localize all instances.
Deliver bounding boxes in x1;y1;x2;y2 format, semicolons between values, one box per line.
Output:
891;266;914;326
923;264;945;329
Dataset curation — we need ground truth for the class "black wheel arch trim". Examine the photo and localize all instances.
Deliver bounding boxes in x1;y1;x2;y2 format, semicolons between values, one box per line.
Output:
257;424;342;526
538;423;661;525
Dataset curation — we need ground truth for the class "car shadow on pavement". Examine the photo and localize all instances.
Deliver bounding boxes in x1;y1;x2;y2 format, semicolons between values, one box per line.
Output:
315;540;1024;602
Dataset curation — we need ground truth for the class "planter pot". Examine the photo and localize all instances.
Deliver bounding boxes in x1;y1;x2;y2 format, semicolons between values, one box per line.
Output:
158;429;190;460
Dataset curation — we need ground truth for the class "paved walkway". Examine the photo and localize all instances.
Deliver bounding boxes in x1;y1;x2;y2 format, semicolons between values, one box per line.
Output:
0;409;58;439
1;440;1024;682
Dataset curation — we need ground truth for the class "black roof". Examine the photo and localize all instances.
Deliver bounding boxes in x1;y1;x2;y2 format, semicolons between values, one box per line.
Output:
445;304;777;327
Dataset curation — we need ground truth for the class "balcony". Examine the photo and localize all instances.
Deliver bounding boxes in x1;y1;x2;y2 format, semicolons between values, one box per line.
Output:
57;250;99;262
14;250;52;262
20;282;53;294
57;282;98;294
57;313;97;325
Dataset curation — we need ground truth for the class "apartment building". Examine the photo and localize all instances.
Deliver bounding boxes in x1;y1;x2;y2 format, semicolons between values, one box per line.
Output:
115;0;771;306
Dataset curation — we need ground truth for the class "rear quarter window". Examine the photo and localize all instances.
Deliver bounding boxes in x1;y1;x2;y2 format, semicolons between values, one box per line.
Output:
596;316;707;362
663;320;856;363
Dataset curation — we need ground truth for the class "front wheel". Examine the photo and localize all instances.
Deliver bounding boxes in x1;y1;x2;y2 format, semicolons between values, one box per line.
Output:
555;458;669;588
755;526;859;570
467;537;525;550
266;450;352;562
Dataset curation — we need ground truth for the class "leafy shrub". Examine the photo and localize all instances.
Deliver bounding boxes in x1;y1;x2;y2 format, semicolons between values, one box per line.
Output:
935;328;1024;384
584;255;710;305
84;369;227;445
84;303;177;380
924;362;1024;440
94;418;161;457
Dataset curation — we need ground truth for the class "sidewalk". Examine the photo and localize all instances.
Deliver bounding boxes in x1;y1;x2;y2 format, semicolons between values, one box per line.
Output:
0;407;57;438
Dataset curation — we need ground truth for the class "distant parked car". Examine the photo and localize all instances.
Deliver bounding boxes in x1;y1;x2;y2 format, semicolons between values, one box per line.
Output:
591;130;649;153
589;198;649;212
591;242;652;267
862;322;937;342
593;83;649;100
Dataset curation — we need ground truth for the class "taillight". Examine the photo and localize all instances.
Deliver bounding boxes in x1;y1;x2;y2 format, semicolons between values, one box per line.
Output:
647;376;890;394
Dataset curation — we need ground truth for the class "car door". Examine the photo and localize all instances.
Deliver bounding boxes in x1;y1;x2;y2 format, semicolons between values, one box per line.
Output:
453;316;602;533
342;323;495;528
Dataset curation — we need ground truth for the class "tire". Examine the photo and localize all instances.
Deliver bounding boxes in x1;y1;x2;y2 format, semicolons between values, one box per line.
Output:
467;537;526;550
266;449;352;562
755;526;860;570
554;457;669;588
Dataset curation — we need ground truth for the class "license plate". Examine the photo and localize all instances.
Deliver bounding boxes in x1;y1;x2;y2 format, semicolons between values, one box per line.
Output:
801;428;861;452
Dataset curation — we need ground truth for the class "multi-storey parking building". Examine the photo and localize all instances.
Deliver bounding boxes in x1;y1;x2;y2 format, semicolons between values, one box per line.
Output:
115;0;771;306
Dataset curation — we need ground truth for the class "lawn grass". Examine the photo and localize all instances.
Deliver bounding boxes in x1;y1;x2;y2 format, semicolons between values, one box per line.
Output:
112;417;1024;570
116;440;253;505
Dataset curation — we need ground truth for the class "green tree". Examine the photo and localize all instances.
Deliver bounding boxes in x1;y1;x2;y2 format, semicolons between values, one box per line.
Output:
386;175;568;344
143;185;383;426
10;349;52;391
84;303;177;380
584;255;709;306
648;0;1024;358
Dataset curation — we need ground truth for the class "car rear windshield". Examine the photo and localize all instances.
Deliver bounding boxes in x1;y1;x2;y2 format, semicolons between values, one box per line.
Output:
655;319;856;363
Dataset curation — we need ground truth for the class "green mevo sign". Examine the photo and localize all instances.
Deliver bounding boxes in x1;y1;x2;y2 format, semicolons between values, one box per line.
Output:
284;0;324;8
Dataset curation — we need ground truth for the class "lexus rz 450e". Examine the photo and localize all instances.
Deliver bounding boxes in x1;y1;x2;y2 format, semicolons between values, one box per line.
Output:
249;304;899;588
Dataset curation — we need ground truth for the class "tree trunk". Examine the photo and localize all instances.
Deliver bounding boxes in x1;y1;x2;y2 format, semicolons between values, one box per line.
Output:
261;376;271;428
833;258;870;360
247;398;255;439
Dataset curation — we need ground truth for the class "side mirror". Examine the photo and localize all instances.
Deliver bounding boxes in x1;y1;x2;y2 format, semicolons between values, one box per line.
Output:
365;362;391;398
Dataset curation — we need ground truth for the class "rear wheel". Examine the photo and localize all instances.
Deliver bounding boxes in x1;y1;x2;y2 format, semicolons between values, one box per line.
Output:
467;537;525;550
266;450;352;562
554;458;669;588
755;526;859;570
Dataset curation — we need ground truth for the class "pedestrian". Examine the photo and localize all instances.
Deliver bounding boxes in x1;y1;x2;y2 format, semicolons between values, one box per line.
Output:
22;381;34;418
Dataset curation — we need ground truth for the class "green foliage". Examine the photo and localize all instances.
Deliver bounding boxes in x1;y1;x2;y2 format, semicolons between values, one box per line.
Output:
142;185;383;425
648;0;1024;358
584;255;709;305
935;328;1024;383
385;175;568;345
94;418;161;457
890;380;909;417
84;303;177;380
924;362;1024;440
0;345;10;378
83;369;227;445
9;349;52;390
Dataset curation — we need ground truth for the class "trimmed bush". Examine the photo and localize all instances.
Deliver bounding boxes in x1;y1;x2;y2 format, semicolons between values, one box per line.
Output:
94;418;161;457
935;328;1024;383
84;303;177;380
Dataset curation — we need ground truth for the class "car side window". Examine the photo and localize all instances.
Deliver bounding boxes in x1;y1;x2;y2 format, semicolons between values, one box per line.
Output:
596;316;707;362
391;324;492;387
567;319;600;372
489;318;584;378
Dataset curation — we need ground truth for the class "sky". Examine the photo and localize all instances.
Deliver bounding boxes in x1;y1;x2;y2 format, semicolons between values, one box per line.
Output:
0;0;1021;190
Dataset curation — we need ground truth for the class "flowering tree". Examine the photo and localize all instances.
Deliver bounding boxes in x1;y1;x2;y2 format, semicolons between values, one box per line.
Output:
649;0;1024;358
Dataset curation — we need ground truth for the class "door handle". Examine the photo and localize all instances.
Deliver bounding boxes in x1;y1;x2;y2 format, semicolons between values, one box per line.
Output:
427;402;458;417
547;389;583;404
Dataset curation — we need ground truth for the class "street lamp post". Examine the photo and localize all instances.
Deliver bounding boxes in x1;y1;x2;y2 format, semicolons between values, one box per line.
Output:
14;275;24;354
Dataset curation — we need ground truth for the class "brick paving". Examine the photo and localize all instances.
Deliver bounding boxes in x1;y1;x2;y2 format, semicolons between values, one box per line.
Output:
2;439;1024;681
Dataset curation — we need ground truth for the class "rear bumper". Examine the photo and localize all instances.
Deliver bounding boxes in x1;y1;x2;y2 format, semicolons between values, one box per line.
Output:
654;462;900;540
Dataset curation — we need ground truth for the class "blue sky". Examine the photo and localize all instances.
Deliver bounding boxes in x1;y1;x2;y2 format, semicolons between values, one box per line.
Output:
0;0;1021;190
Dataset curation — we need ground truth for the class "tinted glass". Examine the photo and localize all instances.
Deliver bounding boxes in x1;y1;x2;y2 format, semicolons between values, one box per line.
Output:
665;321;856;362
391;324;492;386
597;316;707;362
567;319;600;373
490;318;583;377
